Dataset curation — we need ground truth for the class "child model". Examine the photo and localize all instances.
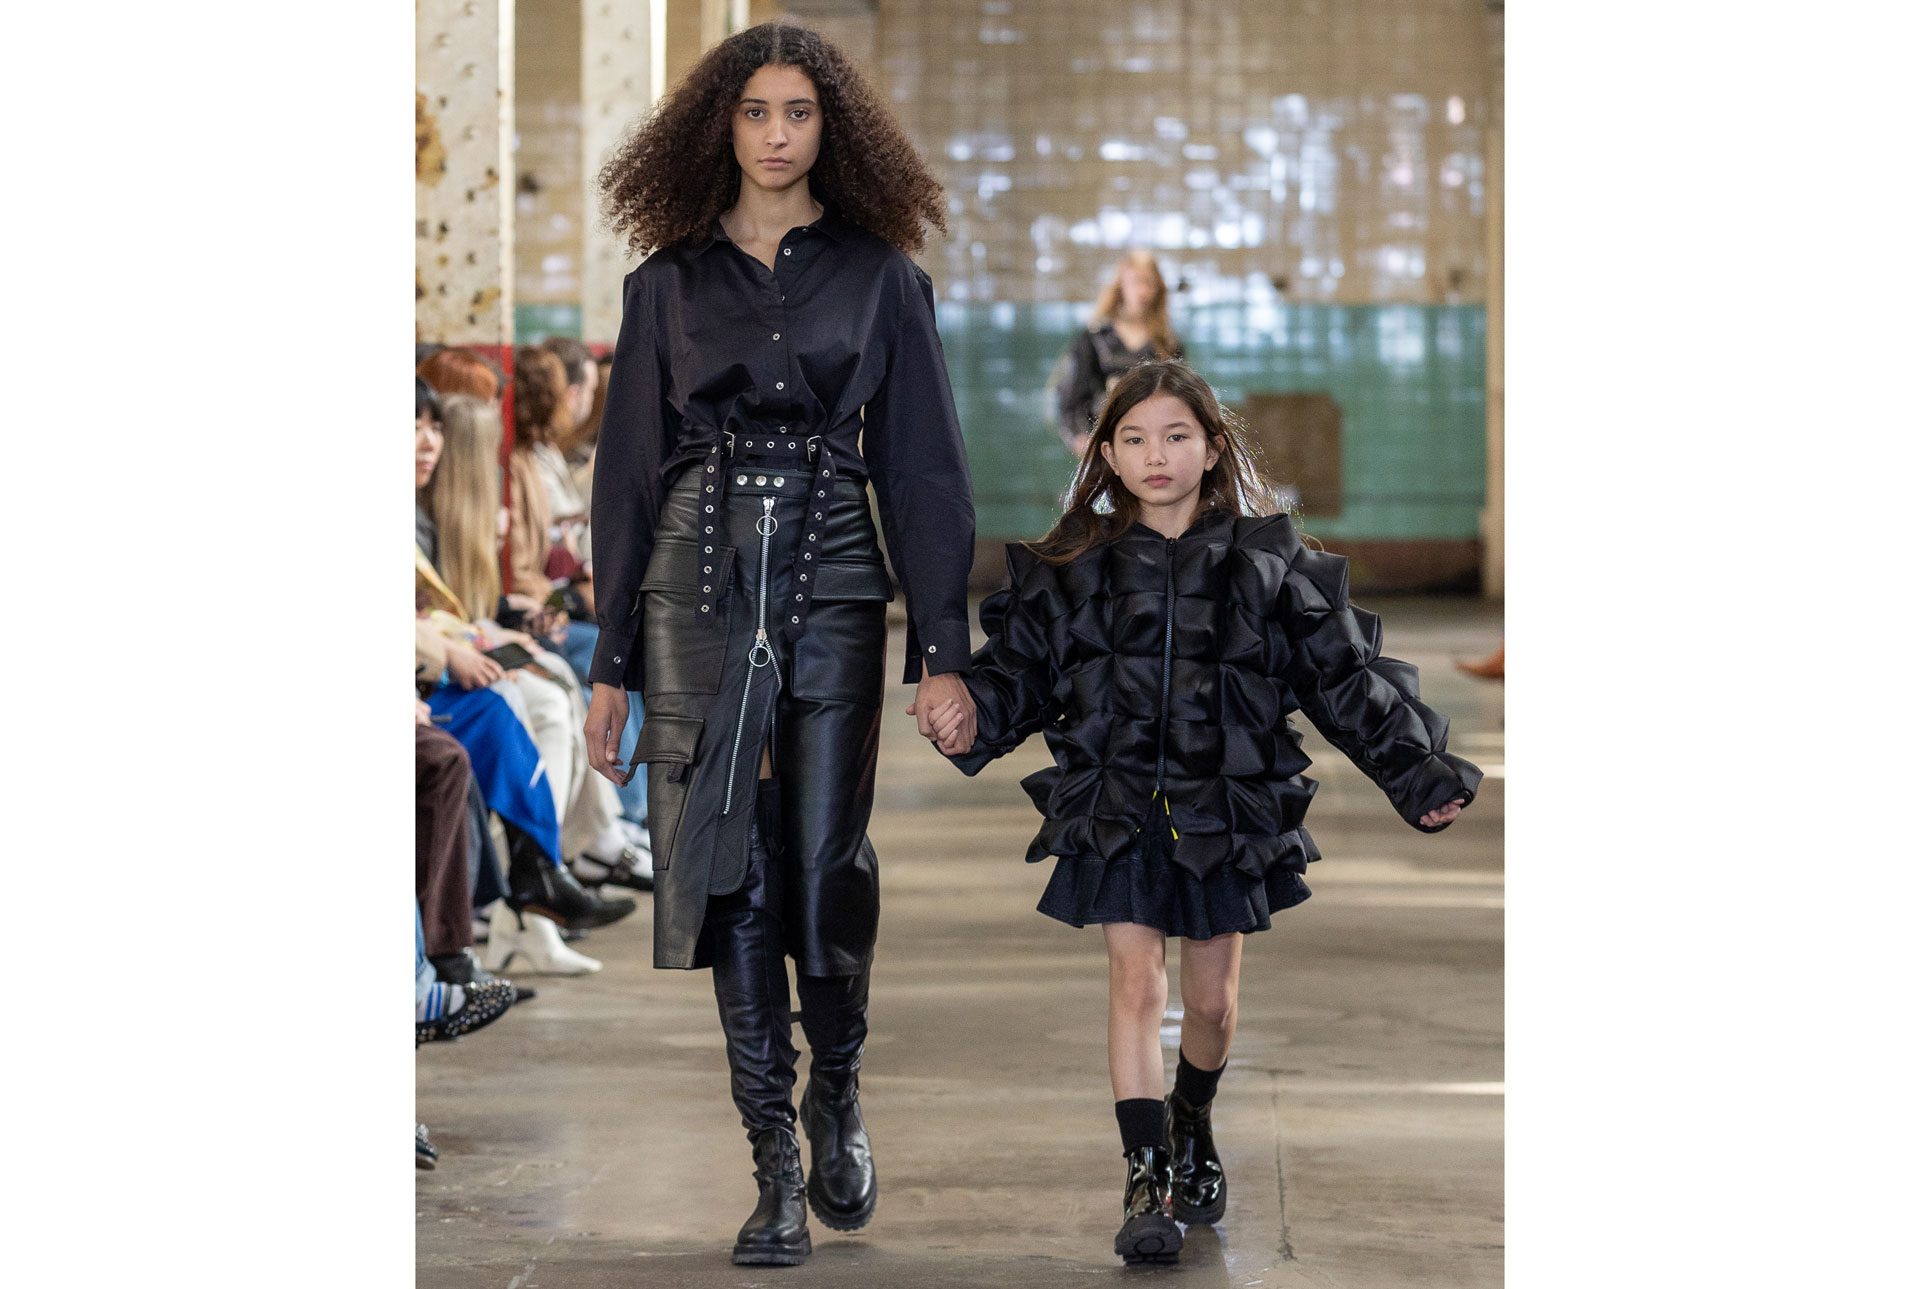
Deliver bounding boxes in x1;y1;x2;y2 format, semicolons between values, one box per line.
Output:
919;360;1481;1265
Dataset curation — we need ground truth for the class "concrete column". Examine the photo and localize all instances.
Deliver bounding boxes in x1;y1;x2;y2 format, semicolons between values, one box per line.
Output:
417;0;517;346
581;1;666;344
1481;1;1505;600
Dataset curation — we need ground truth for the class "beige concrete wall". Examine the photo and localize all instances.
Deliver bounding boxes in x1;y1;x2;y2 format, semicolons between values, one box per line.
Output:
582;0;668;344
416;0;516;345
514;0;585;320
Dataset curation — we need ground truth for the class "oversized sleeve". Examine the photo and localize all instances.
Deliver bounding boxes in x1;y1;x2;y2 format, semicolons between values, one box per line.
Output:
1274;545;1482;832
588;268;681;691
948;554;1059;776
863;261;977;684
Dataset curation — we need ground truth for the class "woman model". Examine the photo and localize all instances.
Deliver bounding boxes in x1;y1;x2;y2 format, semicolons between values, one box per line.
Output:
1052;250;1184;458
583;22;977;1267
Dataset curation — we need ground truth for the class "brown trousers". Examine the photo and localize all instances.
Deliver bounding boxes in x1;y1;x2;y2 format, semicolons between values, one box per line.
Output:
416;725;476;957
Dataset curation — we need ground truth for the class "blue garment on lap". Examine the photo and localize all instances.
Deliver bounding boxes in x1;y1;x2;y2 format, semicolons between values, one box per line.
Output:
552;621;648;824
427;683;563;867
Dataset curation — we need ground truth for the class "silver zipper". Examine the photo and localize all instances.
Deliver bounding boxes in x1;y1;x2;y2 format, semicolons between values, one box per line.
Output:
723;496;780;816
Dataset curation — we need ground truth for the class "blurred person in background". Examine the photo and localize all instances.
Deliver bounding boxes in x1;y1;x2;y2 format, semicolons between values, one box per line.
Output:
1052;250;1184;460
507;346;578;614
418;346;501;406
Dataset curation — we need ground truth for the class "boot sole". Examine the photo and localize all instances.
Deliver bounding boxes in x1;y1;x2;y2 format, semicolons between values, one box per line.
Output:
806;1184;876;1232
1116;1214;1183;1265
1173;1183;1227;1225
730;1236;811;1266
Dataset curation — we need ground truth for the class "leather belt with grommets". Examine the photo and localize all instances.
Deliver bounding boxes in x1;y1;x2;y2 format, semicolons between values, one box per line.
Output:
694;429;838;644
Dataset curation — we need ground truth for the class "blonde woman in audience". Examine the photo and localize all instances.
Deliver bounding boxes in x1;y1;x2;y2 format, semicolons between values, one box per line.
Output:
424;394;655;893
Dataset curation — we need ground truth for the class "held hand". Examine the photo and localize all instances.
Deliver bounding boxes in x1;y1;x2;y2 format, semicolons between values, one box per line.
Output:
928;699;970;755
415;699;434;727
445;641;505;690
1419;799;1466;828
909;671;976;751
585;683;633;786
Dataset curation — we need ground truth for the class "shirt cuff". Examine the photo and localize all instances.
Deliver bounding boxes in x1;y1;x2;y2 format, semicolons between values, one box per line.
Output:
588;626;639;689
901;617;972;684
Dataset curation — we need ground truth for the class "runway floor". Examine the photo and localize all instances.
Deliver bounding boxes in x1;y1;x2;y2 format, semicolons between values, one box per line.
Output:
417;596;1505;1288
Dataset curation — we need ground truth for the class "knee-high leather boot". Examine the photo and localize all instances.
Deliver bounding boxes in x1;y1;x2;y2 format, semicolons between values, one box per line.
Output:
794;932;878;1229
709;813;809;1265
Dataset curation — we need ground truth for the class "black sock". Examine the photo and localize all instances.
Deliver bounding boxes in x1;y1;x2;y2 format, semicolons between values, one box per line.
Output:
1174;1050;1226;1106
1115;1098;1168;1153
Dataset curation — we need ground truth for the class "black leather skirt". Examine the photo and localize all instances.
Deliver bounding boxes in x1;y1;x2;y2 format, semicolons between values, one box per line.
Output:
629;438;892;973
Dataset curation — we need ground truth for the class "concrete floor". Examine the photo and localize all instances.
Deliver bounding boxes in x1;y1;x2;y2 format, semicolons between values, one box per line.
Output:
418;596;1504;1288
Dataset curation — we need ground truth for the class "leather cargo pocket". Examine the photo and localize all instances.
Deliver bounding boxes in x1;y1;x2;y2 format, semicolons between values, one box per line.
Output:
809;560;894;602
639;540;734;697
631;713;704;872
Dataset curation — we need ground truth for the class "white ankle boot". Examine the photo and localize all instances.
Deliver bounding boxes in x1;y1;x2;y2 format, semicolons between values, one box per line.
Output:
483;902;602;975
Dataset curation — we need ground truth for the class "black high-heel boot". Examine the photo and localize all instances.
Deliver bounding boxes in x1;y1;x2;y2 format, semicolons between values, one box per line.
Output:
1114;1145;1182;1265
1167;1089;1227;1223
503;822;636;930
732;1126;812;1266
797;969;877;1231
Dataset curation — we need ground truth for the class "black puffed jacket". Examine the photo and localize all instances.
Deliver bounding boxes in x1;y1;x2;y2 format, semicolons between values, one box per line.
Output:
949;508;1482;883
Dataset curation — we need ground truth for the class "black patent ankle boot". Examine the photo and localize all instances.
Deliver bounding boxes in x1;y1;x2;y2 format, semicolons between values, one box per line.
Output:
732;1127;812;1266
1113;1144;1182;1265
1167;1089;1227;1224
503;824;635;930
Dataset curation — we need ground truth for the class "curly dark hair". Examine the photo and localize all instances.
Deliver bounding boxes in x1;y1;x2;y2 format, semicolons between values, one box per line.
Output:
512;346;568;450
598;20;946;257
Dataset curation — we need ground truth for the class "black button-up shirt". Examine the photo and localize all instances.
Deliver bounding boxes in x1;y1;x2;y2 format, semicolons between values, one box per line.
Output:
587;208;976;691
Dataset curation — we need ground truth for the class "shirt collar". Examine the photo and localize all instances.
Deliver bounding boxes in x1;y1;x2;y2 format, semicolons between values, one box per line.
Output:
689;205;848;256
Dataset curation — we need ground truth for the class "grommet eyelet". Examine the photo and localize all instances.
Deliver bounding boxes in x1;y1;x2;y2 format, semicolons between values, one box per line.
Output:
791;615;799;622
795;593;803;601
705;505;714;513
737;475;747;485
703;586;712;593
704;546;713;553
800;573;808;581
808;534;817;542
775;477;786;486
928;645;938;653
755;475;767;485
701;605;711;613
704;566;712;574
705;526;714;534
804;552;813;560
775;382;785;390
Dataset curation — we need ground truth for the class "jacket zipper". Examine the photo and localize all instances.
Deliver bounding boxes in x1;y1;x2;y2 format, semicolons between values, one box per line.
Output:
722;496;780;816
1153;537;1175;793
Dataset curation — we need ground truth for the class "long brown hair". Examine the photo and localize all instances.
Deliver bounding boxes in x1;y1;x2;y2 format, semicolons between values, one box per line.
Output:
597;20;947;256
511;346;570;451
1031;360;1282;565
1091;250;1179;357
428;394;505;621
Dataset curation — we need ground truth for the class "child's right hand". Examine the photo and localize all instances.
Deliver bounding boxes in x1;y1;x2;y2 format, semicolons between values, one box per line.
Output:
926;698;970;754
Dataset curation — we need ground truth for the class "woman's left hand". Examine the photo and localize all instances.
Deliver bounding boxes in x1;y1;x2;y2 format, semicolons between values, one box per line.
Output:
1419;799;1466;828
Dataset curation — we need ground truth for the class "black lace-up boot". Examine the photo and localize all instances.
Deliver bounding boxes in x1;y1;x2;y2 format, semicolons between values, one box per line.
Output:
1114;1144;1183;1265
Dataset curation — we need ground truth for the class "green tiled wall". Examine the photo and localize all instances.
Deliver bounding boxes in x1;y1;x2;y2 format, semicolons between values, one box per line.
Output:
938;301;1486;542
